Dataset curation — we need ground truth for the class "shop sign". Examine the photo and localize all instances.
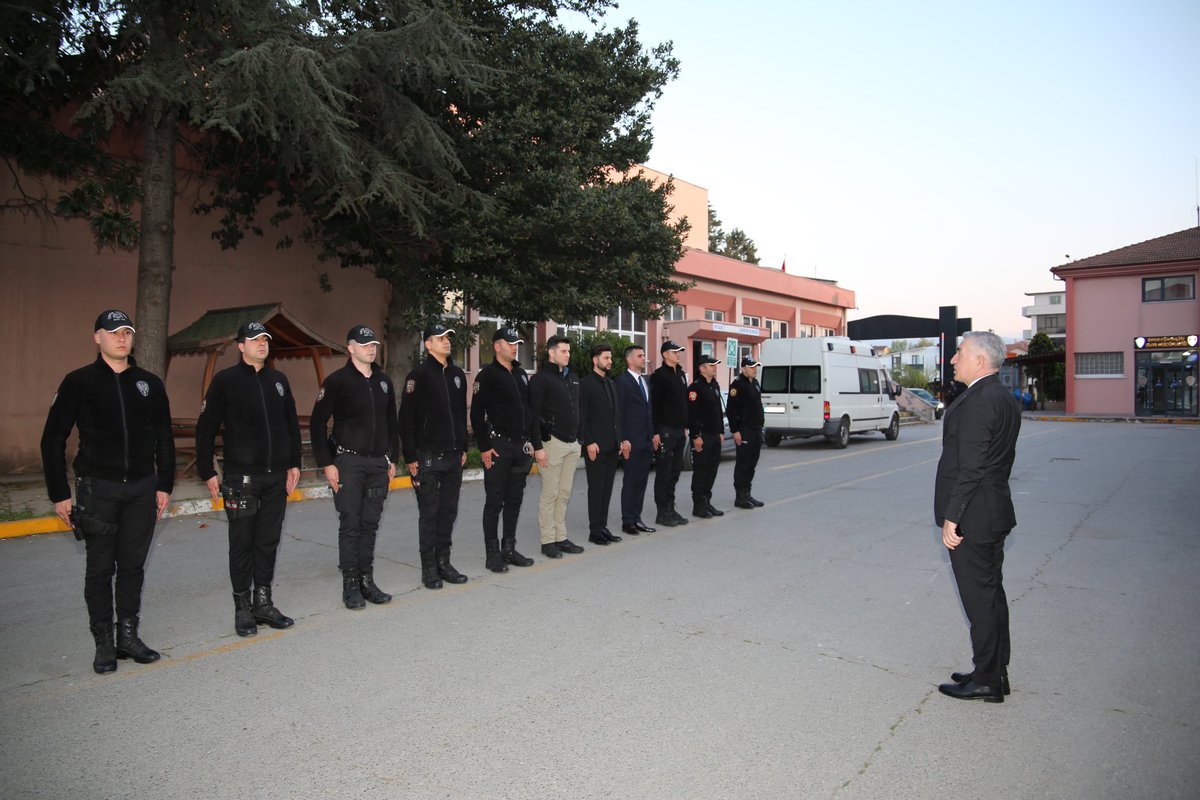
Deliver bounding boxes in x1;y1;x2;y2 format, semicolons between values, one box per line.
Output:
1134;334;1198;350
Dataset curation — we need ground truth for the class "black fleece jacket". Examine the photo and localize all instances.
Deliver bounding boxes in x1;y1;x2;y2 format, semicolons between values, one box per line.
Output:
195;360;302;479
41;355;175;502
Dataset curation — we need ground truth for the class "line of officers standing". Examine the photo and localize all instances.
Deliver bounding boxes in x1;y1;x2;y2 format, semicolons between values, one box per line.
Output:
41;310;767;675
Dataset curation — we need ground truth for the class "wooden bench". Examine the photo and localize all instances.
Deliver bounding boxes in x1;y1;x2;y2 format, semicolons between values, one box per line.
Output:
174;416;317;477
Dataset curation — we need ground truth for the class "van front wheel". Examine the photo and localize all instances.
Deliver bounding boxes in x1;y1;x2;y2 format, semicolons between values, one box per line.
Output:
884;413;900;441
827;418;850;449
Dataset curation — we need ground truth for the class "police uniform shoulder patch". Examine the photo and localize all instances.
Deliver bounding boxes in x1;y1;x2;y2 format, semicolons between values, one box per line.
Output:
454;376;462;389
405;379;416;394
199;399;206;414
136;380;150;397
473;379;481;395
380;380;389;394
729;387;738;397
316;387;326;402
275;381;285;397
688;390;698;401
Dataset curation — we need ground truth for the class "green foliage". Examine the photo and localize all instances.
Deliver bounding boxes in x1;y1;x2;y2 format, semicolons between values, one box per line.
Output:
560;329;635;378
1027;332;1065;402
891;364;932;389
708;204;760;264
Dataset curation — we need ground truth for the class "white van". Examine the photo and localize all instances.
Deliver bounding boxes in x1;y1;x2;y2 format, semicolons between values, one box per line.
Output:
759;337;900;448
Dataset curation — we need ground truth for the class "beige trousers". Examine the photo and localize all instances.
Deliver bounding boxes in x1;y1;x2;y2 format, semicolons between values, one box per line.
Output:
538;436;579;543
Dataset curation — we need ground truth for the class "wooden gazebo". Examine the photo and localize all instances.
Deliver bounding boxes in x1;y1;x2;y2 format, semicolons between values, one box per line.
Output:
166;302;346;402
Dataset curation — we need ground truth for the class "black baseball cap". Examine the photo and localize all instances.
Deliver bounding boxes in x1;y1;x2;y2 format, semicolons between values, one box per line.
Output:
740;356;761;368
423;323;455;340
347;325;380;345
492;326;523;344
237;321;272;342
95;309;135;333
660;340;685;353
696;354;722;367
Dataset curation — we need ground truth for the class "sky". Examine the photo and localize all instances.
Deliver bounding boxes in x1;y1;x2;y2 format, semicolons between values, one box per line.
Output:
570;0;1200;338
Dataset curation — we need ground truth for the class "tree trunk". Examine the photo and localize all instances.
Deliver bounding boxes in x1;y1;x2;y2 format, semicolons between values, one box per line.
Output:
384;281;422;390
134;100;178;379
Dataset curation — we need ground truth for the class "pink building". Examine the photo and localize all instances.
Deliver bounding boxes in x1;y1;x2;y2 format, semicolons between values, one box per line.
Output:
1051;227;1199;417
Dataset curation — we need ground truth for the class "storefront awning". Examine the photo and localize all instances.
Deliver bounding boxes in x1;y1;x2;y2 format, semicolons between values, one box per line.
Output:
662;319;770;345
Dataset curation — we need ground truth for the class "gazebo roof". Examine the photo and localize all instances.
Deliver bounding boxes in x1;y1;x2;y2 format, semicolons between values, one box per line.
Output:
167;303;345;359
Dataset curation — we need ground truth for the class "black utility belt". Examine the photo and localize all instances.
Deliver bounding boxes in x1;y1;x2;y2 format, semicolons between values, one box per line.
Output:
491;432;528;444
692;431;722;438
418;450;461;461
336;446;386;459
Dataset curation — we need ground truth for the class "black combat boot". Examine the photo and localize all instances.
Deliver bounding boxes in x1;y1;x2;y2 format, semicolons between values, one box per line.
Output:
501;536;534;567
115;617;161;664
421;551;443;589
654;507;679;527
748;494;765;507
734;490;756;509
253;585;295;627
90;621;117;674
359;571;392;604
437;547;468;584
233;590;258;637
670;505;689;525
693;496;714;519
706;500;725;516
342;567;366;609
485;540;509;573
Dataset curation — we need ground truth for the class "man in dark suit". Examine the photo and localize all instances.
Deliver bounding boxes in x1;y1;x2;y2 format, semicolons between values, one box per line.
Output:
934;331;1021;703
615;344;658;535
579;343;628;545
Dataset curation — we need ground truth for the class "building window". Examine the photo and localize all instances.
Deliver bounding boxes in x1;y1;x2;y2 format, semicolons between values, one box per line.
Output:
765;319;788;338
738;344;754;364
1142;276;1195;302
1038;314;1066;335
1075;351;1124;377
605;306;648;351
742;315;761;327
661;304;685;321
820;327;835;337
910;355;922;367
1049;294;1063;305
798;324;815;338
704;309;726;322
700;340;714;358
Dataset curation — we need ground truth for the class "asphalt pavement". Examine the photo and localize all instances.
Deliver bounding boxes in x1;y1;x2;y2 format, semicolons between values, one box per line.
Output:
1;420;1197;799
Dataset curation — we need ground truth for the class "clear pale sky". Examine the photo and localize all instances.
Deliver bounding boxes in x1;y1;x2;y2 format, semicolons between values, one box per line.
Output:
571;0;1200;338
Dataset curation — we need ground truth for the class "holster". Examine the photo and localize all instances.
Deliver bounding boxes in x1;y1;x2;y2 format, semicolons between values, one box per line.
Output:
70;477;117;540
221;480;260;520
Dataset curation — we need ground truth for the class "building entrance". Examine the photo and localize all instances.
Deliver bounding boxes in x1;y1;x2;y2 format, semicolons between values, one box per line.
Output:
1135;350;1198;417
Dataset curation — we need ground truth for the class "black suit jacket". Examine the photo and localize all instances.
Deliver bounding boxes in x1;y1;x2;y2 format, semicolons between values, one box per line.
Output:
616;370;654;451
934;373;1021;533
579;371;620;451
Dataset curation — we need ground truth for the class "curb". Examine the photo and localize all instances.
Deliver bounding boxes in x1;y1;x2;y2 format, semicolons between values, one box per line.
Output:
0;467;491;541
1023;414;1200;424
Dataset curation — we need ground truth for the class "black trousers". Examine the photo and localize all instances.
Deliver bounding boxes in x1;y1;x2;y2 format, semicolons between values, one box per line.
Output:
333;453;390;572
732;427;763;493
584;447;619;534
621;445;653;525
653;426;685;512
415;451;463;555
79;475;158;626
224;472;287;593
689;436;721;504
948;527;1012;687
482;438;531;544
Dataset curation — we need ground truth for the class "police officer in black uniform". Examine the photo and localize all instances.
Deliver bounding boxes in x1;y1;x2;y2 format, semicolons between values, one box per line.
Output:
398;323;469;590
470;326;537;571
41;310;175;674
650;340;690;527
195;321;302;636
310;324;399;609
687;354;726;519
727;356;766;510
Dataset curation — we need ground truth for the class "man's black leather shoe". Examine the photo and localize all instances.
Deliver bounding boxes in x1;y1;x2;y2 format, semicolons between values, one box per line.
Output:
541;543;563;558
557;539;585;554
588;534;611;545
621;523;641;535
602;529;622;543
633;521;656;533
938;679;1004;703
952;670;1010;695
